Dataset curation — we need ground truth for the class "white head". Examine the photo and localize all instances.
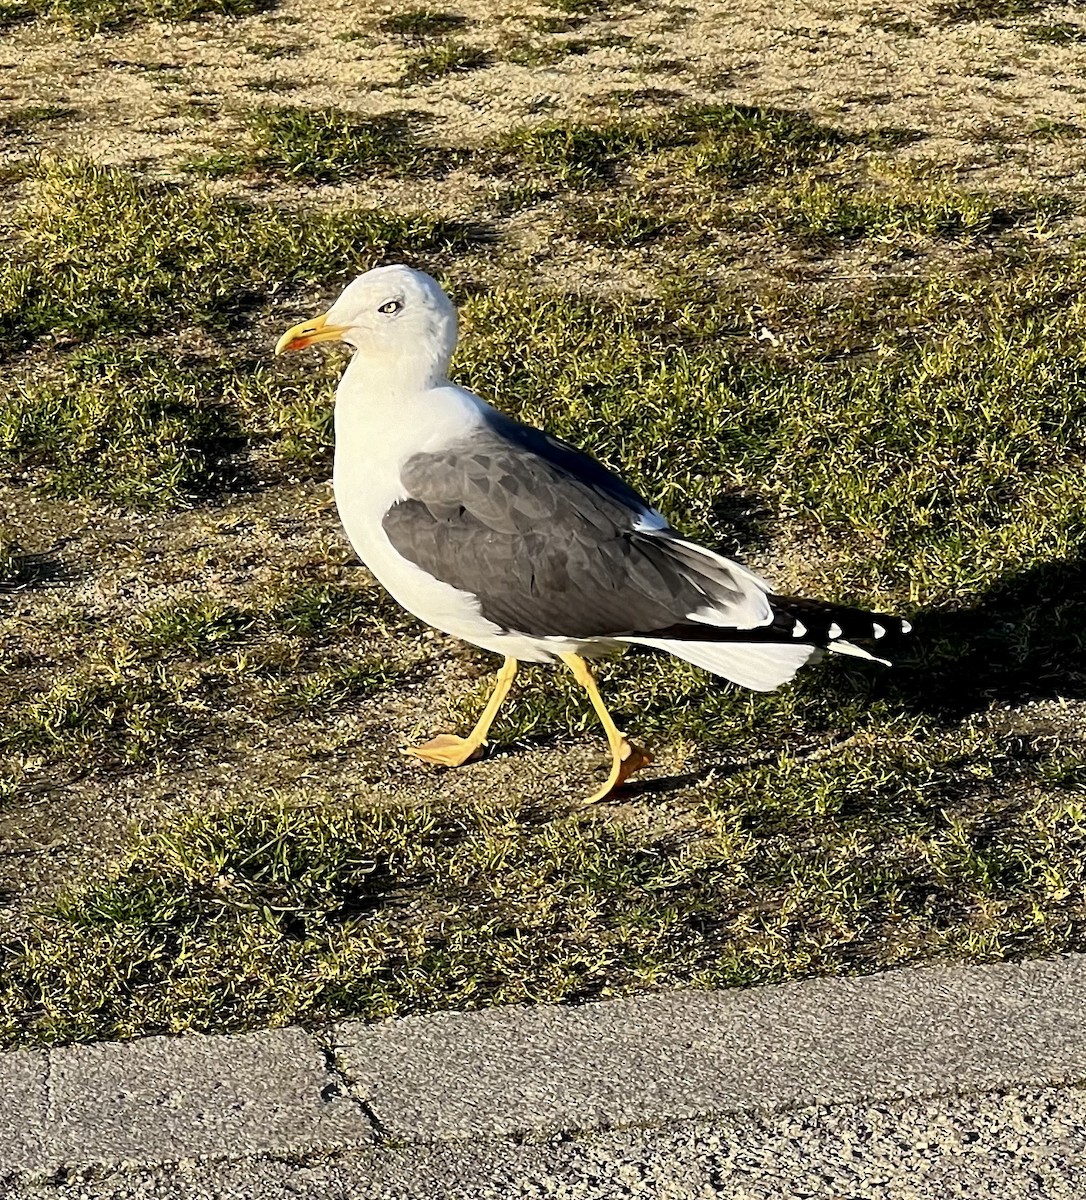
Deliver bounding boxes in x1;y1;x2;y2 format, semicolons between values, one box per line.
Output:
275;264;459;389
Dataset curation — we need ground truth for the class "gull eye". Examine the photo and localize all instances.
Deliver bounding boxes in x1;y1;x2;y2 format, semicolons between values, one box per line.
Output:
378;299;403;315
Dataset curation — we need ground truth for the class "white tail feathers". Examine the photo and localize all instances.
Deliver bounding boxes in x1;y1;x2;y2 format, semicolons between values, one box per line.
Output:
626;637;823;692
824;639;890;667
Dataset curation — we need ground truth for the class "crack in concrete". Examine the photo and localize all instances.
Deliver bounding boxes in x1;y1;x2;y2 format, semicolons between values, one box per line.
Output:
313;1034;391;1145
42;1048;56;1123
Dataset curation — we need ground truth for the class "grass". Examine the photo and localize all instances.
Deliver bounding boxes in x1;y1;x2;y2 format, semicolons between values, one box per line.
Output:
189;101;844;192
0;581;411;785
500;103;846;190
496;34;576;67
0;105;72;135
0;158;475;352
453;262;1086;610
1025;20;1086;43
0;156;488;510
1027;118;1084;140
3;665;204;769
1;348;240;506
193;107;449;183
378;7;468;39
936;0;1045;20
750;176;1066;243
400;42;491;87
565;196;676;246
2;0;270;33
0;0;35;27
3;343;347;505
4;95;1086;1046
2;748;1083;1045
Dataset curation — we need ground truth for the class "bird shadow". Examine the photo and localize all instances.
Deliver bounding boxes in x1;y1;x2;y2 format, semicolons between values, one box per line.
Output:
841;549;1086;725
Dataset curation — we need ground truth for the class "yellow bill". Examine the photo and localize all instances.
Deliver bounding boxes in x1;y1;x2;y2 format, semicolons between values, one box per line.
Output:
275;312;350;355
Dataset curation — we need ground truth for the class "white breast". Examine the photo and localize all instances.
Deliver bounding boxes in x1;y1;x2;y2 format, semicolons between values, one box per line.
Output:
331;369;513;651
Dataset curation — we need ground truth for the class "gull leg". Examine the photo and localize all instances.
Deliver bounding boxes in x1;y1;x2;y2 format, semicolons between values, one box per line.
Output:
560;652;652;803
409;656;518;768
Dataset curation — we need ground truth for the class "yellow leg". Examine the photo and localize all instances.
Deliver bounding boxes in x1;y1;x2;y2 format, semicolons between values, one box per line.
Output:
560;652;652;803
409;656;518;768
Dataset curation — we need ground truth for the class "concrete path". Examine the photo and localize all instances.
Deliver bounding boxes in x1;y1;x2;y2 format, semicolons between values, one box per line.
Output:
10;1086;1086;1199
4;955;1086;1195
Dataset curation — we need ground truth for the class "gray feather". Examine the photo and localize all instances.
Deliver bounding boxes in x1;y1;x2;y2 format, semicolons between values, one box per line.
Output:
382;413;763;639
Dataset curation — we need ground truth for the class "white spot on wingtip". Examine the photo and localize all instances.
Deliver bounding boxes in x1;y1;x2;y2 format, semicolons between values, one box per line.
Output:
792;620;807;638
901;619;912;634
872;621;885;639
828;622;843;639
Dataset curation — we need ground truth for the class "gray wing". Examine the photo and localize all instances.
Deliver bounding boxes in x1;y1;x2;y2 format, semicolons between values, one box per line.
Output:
381;413;768;640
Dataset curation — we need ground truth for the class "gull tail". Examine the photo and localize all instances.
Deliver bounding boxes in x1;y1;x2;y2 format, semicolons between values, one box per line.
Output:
623;596;911;692
626;637;823;691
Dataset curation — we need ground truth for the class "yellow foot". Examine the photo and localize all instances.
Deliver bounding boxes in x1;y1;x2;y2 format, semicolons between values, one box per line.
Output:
407;733;485;768
584;738;653;804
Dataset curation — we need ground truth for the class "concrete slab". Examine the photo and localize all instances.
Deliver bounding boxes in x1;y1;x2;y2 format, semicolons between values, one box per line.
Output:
0;1027;373;1178
10;1085;1086;1200
332;955;1086;1141
0;1049;48;1174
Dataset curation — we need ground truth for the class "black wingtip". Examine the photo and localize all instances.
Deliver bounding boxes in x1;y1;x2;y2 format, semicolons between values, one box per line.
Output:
768;595;912;647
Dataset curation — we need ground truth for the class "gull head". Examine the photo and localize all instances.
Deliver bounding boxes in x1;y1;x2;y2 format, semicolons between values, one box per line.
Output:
275;264;458;382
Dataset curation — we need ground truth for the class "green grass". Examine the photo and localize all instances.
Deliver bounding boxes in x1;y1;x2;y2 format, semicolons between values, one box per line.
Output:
936;0;1044;19
0;157;485;508
1025;21;1086;43
2;754;1082;1045
565;196;676;246
378;7;468;38
500;103;846;189
0;105;72;135
2;665;204;769
2;348;241;506
4;0;270;33
1027;118;1084;140
189;101;844;193
4;86;1086;1047
496;34;576;67
0;581;410;782
530;13;584;33
192;107;450;183
400;41;491;87
1;343;346;506
0;0;35;27
0;158;475;351
547;0;613;14
247;77;301;95
453;266;1086;610
751;176;1065;243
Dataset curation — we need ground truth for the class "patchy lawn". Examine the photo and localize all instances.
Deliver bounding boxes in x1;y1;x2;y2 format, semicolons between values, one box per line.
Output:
1;0;1085;1046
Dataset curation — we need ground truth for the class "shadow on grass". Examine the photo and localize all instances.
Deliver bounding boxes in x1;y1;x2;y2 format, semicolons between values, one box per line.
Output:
0;548;67;594
866;551;1086;722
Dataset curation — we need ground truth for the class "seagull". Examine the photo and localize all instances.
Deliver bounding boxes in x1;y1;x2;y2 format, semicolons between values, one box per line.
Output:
276;265;910;802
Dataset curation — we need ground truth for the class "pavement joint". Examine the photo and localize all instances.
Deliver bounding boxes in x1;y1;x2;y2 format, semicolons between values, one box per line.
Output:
311;1034;391;1145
